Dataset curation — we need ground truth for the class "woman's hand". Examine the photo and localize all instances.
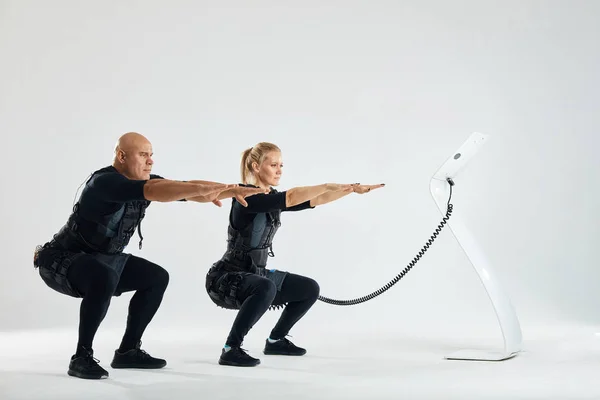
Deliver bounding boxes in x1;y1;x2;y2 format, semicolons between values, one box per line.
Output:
352;183;385;194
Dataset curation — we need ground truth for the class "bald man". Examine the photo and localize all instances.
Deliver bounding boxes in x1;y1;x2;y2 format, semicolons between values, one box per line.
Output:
33;132;264;380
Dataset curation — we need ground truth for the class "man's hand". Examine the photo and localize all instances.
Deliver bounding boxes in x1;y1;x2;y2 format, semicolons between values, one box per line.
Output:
232;186;269;207
209;185;268;207
352;183;385;194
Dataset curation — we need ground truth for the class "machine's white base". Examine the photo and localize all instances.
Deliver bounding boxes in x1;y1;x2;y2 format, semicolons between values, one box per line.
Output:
445;349;519;361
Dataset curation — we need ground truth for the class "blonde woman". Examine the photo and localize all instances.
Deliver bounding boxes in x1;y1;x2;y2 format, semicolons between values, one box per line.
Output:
205;142;384;367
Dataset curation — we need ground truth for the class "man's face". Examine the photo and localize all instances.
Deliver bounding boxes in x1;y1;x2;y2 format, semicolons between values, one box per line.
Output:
121;141;154;180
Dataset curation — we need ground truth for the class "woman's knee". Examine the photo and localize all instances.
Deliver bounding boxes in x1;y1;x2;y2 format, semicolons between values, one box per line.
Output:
305;277;320;301
278;273;320;303
252;277;277;299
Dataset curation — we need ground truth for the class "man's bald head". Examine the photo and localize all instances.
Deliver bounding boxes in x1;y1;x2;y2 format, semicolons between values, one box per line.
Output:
112;132;154;180
114;132;151;155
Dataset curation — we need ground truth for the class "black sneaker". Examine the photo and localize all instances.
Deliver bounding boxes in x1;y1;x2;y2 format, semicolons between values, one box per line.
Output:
68;348;109;379
110;341;166;369
218;347;261;367
263;338;306;356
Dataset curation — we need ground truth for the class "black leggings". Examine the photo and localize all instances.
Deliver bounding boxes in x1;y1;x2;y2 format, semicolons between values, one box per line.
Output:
66;255;169;354
225;272;320;348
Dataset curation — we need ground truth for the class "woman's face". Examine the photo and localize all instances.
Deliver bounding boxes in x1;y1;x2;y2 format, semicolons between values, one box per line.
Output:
254;151;283;187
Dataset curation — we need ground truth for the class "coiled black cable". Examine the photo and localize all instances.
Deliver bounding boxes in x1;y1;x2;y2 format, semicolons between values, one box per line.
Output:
317;179;454;306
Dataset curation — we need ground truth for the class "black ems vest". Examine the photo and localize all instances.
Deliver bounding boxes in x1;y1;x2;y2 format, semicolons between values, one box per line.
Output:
223;186;282;269
52;167;149;254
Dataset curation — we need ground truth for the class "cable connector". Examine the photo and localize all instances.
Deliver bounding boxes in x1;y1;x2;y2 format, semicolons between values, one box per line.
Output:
447;178;455;186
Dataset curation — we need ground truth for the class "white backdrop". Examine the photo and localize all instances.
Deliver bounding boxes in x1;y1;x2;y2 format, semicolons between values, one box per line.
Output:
1;0;599;348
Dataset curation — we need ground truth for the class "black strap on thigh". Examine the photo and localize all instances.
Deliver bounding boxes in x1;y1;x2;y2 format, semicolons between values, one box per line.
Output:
205;261;249;310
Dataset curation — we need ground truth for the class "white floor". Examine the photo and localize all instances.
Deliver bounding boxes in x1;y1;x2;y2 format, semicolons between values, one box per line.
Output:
1;324;599;400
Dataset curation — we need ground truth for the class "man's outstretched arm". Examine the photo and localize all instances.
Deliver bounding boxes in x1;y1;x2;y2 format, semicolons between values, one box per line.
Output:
92;173;233;203
143;179;236;202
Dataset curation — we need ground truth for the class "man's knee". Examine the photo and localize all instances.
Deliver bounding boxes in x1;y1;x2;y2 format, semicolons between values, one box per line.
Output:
91;267;120;297
154;266;169;291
